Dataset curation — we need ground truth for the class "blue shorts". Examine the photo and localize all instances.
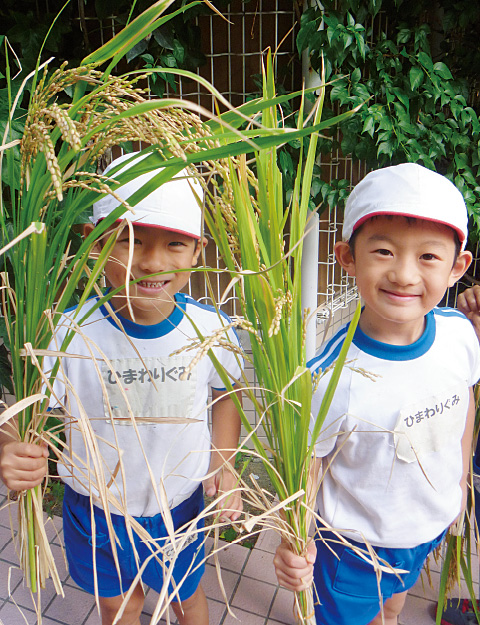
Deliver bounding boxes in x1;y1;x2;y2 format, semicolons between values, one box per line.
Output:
313;529;446;625
63;484;205;600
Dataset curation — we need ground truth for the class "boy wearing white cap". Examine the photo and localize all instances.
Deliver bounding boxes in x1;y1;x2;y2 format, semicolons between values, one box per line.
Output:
0;152;243;625
274;163;480;625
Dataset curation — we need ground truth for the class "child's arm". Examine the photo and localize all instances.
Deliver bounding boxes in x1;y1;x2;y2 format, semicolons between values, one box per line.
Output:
457;285;480;341
459;387;476;514
203;388;243;522
0;417;48;491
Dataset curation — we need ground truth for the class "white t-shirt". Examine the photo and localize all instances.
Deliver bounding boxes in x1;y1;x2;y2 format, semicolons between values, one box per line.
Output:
44;293;242;517
309;307;480;548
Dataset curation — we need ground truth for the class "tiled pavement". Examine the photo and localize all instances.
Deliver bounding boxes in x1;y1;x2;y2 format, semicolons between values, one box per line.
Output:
0;481;477;625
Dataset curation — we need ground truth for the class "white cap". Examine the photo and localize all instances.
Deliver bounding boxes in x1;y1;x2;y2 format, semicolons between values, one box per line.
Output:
343;163;468;247
92;151;203;238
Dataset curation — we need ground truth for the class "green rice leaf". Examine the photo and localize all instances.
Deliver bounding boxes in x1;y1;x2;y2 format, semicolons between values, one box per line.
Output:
81;0;198;66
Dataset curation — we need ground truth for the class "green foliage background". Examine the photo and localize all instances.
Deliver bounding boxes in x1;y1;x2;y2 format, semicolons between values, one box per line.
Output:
295;0;480;237
0;0;217;186
0;0;213;91
3;0;480;234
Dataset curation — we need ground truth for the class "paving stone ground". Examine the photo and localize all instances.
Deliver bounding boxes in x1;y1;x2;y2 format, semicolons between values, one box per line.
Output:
0;482;476;625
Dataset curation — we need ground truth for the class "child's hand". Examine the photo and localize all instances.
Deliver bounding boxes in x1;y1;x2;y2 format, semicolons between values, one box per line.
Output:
457;285;480;340
273;540;316;592
0;441;48;491
203;467;243;522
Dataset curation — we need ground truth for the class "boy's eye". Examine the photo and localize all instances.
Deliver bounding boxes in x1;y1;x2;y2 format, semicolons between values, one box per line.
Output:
421;253;438;261
119;237;141;245
375;248;393;256
169;241;187;248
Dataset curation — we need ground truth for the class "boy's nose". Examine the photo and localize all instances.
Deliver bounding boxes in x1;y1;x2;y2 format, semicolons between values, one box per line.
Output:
139;246;167;272
387;258;418;285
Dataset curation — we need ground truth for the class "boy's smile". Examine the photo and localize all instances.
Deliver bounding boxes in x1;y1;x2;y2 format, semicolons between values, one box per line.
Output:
88;223;204;324
335;216;472;345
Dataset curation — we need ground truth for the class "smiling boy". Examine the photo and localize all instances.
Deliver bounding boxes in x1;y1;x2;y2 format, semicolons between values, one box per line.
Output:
92;217;203;324
274;163;480;625
0;152;243;625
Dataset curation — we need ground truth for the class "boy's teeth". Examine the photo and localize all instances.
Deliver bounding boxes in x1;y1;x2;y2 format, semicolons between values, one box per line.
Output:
140;281;165;288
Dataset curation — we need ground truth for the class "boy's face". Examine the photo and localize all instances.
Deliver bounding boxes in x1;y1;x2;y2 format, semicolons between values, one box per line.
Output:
88;223;204;324
334;216;472;344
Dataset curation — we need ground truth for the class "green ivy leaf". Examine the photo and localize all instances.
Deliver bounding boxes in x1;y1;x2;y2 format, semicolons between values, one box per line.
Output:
279;150;294;176
409;66;424;91
419;154;435;169
0;317;11;355
0;344;12;395
219;527;238;543
455;153;469;169
362;115;375;137
397;28;411;45
126;39;148;63
330;82;349;104
377;140;395;158
354;31;366;60
433;62;453;80
162;53;177;68
173;39;185;64
353;83;371;100
378;115;393;131
311;176;322;196
351;67;361;83
327;189;339;208
140;55;155;70
455;174;466;190
149;78;165;97
418;51;434;71
296;20;319;56
326;25;336;46
390;88;409;111
153;26;175;51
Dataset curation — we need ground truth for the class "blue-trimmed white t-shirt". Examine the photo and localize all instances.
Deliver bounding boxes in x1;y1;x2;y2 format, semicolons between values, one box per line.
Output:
45;293;242;517
309;307;480;548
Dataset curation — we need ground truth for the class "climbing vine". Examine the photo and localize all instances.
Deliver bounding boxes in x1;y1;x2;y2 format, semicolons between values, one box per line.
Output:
296;0;480;236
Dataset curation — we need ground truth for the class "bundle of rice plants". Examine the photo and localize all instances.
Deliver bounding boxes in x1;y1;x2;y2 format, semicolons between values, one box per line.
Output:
435;385;480;624
0;0;268;601
198;52;361;623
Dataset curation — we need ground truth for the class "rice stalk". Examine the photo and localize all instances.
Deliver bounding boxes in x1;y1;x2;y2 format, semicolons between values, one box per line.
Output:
26;324;303;623
1;0;259;601
435;383;480;624
196;51;361;623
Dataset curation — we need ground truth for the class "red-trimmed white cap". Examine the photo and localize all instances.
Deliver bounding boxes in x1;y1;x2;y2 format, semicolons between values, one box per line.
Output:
92;151;203;238
343;163;468;247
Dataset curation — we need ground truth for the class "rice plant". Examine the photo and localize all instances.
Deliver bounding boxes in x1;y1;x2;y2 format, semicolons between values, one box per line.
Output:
198;52;361;623
0;0;276;600
435;383;480;624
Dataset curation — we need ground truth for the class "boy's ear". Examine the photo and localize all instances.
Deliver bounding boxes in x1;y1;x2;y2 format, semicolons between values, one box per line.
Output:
192;236;208;266
83;223;94;238
448;250;472;288
83;223;103;252
334;241;356;276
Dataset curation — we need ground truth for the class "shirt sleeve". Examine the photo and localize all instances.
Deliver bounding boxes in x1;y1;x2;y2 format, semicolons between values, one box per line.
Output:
209;324;243;390
310;364;351;458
